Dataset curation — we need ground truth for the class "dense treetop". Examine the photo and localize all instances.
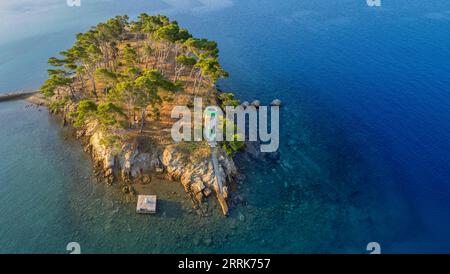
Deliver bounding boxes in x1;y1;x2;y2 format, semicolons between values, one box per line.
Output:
42;14;228;133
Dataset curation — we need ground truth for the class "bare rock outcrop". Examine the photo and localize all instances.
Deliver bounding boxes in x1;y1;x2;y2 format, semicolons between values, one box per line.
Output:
162;145;237;214
77;120;237;215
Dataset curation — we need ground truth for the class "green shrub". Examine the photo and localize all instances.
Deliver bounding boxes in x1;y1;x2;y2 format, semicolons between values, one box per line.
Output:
222;134;245;155
48;96;69;113
218;92;240;109
70;100;98;127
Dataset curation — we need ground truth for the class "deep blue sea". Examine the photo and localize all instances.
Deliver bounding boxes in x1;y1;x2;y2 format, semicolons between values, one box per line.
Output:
1;0;450;253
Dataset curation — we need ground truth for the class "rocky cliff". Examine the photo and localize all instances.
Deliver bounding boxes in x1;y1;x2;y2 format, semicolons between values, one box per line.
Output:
74;118;238;216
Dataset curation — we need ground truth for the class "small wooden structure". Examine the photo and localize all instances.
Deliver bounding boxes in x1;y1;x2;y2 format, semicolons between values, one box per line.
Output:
136;195;157;214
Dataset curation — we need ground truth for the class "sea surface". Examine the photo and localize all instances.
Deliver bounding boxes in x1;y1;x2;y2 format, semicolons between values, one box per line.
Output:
1;0;450;253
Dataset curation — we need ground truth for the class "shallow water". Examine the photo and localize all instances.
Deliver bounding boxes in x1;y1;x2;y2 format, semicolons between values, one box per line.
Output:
0;101;380;253
1;0;450;253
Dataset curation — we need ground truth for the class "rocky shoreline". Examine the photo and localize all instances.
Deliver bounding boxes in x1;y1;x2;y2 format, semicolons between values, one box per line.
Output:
29;14;272;216
81;119;238;209
27;93;239;216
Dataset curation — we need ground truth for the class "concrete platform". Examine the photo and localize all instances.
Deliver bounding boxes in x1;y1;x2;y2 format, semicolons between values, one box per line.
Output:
136;195;157;214
0;90;39;102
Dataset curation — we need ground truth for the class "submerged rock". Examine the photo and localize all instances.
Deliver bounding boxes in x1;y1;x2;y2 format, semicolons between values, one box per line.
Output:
238;211;245;221
141;175;151;184
129;186;137;196
121;185;130;194
203;187;212;197
203;238;213;246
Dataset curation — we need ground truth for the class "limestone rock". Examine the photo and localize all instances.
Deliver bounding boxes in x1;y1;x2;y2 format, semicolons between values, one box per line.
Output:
192;180;206;194
104;168;113;177
203;187;212;197
122;185;130;194
142;175;151;184
72;116;239;215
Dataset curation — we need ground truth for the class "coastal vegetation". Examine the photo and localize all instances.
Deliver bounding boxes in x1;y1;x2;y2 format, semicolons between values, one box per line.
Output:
41;14;243;215
42;15;221;128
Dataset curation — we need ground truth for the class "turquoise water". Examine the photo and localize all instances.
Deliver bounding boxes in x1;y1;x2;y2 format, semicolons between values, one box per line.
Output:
1;0;450;253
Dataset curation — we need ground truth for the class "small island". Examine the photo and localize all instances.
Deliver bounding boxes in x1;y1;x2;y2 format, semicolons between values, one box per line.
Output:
39;14;247;216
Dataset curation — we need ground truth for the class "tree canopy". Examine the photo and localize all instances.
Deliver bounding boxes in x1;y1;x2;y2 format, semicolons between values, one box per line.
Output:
42;13;228;135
